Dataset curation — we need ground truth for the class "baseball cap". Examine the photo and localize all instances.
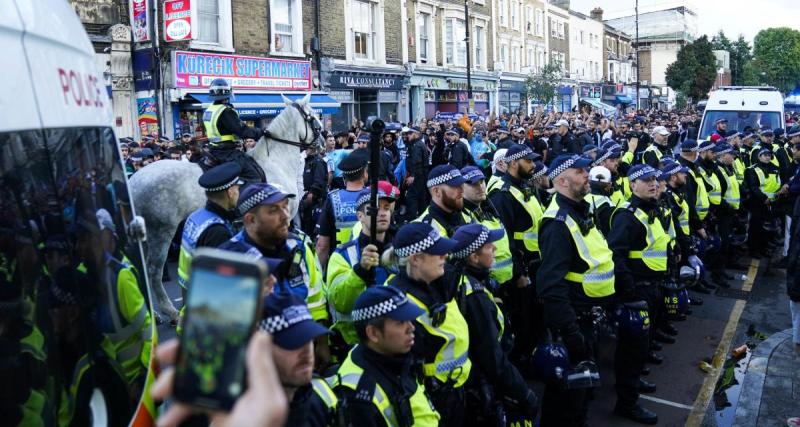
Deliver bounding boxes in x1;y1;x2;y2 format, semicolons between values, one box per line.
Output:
259;293;330;350
393;223;458;257
352;286;424;323
427;165;467;188
451;224;505;259
460;166;486;184
237;183;296;214
589;166;612;183
547;155;593;180
627;164;659;181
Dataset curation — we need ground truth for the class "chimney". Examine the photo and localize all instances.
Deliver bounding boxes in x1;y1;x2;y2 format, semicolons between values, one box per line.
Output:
590;7;603;21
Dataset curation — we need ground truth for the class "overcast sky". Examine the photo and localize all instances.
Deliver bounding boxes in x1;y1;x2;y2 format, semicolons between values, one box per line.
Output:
567;0;800;43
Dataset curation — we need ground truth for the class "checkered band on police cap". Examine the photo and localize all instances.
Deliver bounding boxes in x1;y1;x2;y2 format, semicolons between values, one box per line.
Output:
697;141;716;152
547;155;579;180
205;176;241;192
504;146;535;162
662;163;682;177
593;149;612;166
395;228;441;257
532;163;548;179
452;226;491;259
352;298;402;322
258;304;313;334
462;168;485;183
629;165;657;181
356;189;393;208
427;169;463;188
239;185;283;213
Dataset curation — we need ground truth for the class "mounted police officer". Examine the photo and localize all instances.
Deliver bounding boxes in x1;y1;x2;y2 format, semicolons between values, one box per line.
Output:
331;286;440;427
536;154;615;427
202;78;266;183
316;149;368;269
177;163;244;292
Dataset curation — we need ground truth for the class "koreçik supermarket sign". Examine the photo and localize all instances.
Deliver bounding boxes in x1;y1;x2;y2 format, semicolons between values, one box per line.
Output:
172;51;311;90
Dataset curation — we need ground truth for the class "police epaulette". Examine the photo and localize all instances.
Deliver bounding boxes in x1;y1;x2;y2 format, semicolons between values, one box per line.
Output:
499;181;512;192
553;208;568;222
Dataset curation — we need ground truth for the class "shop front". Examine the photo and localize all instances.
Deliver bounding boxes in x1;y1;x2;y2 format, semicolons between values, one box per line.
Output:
167;50;339;139
499;79;527;115
558;85;574;112
326;70;406;131
409;74;495;122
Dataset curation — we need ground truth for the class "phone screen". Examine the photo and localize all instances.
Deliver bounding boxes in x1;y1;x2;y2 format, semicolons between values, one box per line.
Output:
174;266;261;409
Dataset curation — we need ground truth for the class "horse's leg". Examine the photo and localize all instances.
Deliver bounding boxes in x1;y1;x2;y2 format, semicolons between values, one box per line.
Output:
145;225;179;322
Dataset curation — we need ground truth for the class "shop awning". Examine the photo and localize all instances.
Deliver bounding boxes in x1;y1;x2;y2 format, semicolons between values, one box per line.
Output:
615;95;634;105
185;92;341;117
580;97;617;116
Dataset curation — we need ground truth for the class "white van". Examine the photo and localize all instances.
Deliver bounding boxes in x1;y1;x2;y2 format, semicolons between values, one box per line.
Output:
1;1;155;425
698;86;785;139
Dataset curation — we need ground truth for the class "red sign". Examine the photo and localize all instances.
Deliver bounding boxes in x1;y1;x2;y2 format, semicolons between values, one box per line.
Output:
164;0;193;42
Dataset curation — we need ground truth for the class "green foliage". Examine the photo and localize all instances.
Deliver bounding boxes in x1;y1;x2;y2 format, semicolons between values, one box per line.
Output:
674;91;688;109
712;31;756;86
753;27;800;93
666;35;717;101
525;61;563;107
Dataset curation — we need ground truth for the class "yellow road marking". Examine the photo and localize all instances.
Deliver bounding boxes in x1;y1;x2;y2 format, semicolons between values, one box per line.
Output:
685;258;759;427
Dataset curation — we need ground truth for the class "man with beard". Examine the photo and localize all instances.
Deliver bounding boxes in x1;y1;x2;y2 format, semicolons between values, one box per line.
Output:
220;184;328;323
607;164;663;425
535;154;615;427
333;286;440;426
327;186;398;346
642;126;671;168
414;164;474;237
444;129;471;169
488;144;545;360
461;166;513;286
258;292;334;427
549;120;580;161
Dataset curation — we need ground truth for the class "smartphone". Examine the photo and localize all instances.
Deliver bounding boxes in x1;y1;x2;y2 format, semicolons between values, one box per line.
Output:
173;248;267;411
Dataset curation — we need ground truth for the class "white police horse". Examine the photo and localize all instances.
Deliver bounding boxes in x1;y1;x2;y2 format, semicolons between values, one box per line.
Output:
129;94;321;321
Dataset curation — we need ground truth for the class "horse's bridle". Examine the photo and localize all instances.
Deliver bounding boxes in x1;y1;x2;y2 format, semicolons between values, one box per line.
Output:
262;102;322;150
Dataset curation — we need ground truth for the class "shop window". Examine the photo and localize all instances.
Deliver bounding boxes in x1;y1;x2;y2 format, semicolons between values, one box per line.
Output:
193;0;233;51
270;0;303;55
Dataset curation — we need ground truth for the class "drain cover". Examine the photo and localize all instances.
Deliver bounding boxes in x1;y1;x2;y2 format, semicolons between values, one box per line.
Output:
715;288;750;300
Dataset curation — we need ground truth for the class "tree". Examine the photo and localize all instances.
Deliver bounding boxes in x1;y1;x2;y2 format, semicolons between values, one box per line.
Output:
753;27;800;93
525;60;563;108
666;35;717;101
712;31;755;86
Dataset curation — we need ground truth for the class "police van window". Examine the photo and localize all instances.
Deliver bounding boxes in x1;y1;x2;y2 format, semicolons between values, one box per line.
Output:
699;110;781;139
0;127;152;426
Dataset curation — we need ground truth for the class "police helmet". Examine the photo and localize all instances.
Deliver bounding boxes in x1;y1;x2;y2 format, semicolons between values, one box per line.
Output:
531;342;570;383
613;302;651;339
209;78;233;101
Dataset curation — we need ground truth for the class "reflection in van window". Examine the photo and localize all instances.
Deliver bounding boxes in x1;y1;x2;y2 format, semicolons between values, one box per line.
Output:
699;110;781;139
0;127;152;426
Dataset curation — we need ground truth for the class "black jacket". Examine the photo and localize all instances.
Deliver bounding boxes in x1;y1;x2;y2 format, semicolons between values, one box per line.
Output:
535;193;615;332
459;265;538;412
787;197;800;302
195;201;238;248
489;173;541;282
407;137;431;178
548;131;580;161
677;156;705;231
303;154;329;201
607;195;668;302
446;140;471;169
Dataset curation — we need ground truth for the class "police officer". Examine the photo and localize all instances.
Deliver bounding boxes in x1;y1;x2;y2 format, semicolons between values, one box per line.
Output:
596;143;628;206
415;165;473;237
461;166;513;285
713;142;742;277
450;224;540;425
697;139;730;287
301;144;329;238
333;285;440;427
548;120;580;160
745;147;783;257
586;165;615;236
711;118;728;140
177;163;244;291
486;148;508;193
202;78;266;183
220;184;328;322
257;292;334;427
536;154;615;427
488;144;547;358
642;126;671;168
607;164;665;425
316;149;368;268
327;187;397;346
678;140;712;243
404;127;432;220
385;223;469;426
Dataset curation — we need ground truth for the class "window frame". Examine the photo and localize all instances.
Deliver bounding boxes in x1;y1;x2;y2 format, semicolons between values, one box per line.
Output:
190;0;234;52
345;0;385;64
269;0;304;56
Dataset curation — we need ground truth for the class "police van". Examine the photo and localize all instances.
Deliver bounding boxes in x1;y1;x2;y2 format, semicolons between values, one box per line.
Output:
1;1;156;425
698;86;785;139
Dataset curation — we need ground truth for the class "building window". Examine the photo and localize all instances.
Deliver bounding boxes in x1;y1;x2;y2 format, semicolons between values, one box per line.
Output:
557;22;564;39
193;0;233;50
527;47;533;67
535;9;543;36
526;7;533;34
444;18;466;66
418;12;431;63
500;43;508;70
351;0;375;60
580;30;584;45
270;0;303;54
510;1;518;30
474;25;484;68
499;0;507;27
511;45;519;72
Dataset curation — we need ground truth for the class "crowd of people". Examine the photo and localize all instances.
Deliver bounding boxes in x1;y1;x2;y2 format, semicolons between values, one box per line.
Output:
138;80;800;427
